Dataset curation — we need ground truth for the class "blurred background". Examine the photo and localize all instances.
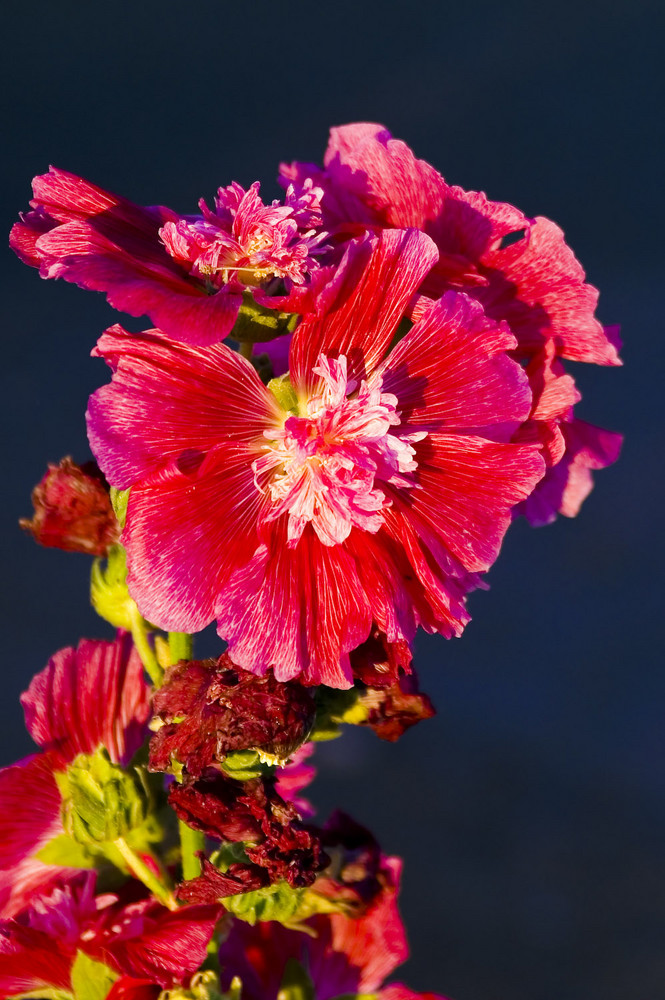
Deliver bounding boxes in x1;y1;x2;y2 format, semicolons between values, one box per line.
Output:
1;1;662;997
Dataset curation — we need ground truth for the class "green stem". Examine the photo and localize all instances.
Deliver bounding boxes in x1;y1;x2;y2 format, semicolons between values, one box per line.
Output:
128;604;163;687
179;819;205;881
238;340;253;361
168;631;193;663
115;836;177;910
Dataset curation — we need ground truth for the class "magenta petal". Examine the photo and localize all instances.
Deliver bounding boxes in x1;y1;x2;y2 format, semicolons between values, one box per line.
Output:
519;419;623;525
21;633;150;766
400;433;545;573
101;904;220;987
381;291;532;437
290;229;439;392
123;446;266;633
216;523;372;688
0;754;71;919
89;325;275;489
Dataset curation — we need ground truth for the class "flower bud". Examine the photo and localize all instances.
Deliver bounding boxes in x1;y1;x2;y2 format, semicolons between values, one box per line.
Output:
56;747;150;845
90;543;141;631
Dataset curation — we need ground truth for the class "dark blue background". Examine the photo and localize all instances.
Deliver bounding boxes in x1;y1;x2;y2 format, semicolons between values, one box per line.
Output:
1;2;662;997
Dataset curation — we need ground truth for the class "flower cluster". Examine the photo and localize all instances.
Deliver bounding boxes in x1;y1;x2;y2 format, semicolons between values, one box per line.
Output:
4;122;620;995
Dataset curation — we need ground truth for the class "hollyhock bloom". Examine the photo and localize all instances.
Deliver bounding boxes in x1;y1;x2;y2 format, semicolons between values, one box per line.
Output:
280;123;622;521
0;871;220;993
280;122;621;366
20;456;120;556
218;856;447;1000
10;169;325;347
0;633;151;916
88;229;545;688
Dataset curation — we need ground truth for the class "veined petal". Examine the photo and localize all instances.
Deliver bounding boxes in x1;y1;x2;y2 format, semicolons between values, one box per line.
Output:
290;229;439;393
380;290;532;436
123;445;267;633
215;522;372;688
21;633;151;766
0;754;70;919
399;433;545;572
89;325;276;489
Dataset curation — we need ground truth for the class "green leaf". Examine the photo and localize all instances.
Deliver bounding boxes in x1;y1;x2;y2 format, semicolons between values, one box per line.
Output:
71;951;118;1000
277;959;315;1000
221;880;306;925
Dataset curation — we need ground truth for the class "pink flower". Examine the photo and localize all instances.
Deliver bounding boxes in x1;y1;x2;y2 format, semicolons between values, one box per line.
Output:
0;633;151;916
160;181;325;290
10;169;324;347
280;122;620;367
0;872;220;992
280;123;622;522
88;230;545;687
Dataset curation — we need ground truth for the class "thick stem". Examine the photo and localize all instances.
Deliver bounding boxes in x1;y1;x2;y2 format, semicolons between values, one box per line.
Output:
238;340;254;361
179;819;206;881
128;604;163;687
115;837;177;910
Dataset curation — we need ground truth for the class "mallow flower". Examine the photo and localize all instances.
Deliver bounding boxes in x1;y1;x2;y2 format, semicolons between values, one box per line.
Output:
88;228;545;688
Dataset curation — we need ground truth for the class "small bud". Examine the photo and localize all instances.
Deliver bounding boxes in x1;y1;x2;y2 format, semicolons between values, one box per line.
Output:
20;456;120;556
56;747;151;845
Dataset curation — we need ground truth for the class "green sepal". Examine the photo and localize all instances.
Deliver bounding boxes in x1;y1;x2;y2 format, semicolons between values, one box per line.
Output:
232;292;299;343
221;879;306;926
35;833;96;869
220;749;268;781
278;959;315;1000
71;951;118;1000
90;544;138;630
57;748;152;847
267;373;299;414
109;487;129;528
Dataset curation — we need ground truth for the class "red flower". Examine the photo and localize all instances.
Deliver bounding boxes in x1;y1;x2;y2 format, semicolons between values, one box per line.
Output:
10;168;324;347
280;123;622;523
88;230;544;688
0;872;220;993
0;634;150;917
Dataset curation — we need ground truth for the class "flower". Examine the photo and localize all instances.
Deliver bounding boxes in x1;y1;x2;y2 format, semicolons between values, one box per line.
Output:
10;169;324;347
280;123;622;522
88;229;545;688
0;633;151;916
20;456;120;556
0;871;220;993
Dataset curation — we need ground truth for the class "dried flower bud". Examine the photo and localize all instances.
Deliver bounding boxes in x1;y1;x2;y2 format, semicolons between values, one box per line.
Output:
20;456;120;556
150;656;316;777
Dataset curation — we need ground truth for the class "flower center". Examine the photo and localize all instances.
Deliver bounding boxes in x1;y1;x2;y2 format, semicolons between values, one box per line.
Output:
255;354;425;547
